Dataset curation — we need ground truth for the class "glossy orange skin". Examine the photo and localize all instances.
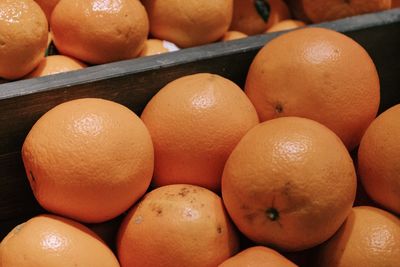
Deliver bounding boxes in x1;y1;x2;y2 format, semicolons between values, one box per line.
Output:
0;0;48;80
142;0;233;48
22;98;154;223
140;73;259;192
358;104;400;214
51;0;149;64
245;27;380;151
222;117;357;251
230;0;291;35
117;184;239;267
25;55;87;78
219;246;297;267
0;214;120;267
316;206;400;266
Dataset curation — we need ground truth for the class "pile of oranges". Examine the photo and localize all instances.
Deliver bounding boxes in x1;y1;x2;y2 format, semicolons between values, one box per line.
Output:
0;0;397;81
1;15;400;265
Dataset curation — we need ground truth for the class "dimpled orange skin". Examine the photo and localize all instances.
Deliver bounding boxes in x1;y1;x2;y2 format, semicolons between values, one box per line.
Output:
142;0;233;48
21;98;154;223
316;206;400;267
287;0;392;23
51;0;149;64
117;184;239;267
0;214;120;267
357;104;400;214
218;246;298;267
140;73;259;192
245;27;380;151
25;55;87;78
266;19;306;33
230;0;291;35
221;117;357;251
0;0;48;80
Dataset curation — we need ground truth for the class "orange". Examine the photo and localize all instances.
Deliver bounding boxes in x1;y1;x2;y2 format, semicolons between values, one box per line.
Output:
230;0;291;35
218;246;297;267
393;0;400;7
286;0;391;23
25;55;87;78
142;0;233;48
266;19;306;33
221;117;357;251
51;0;149;64
140;73;259;192
245;27;380;151
0;0;48;80
21;98;154;223
139;39;179;57
221;31;248;41
0;214;120;266
34;0;60;23
357;104;400;214
316;206;400;266
117;184;239;267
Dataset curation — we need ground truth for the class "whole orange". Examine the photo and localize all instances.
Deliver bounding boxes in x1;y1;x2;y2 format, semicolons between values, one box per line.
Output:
117;184;239;267
142;0;233;48
0;0;48;80
140;73;259;192
51;0;149;64
218;246;297;267
222;117;357;251
316;206;400;266
245;27;380;150
0;214;120;266
25;55;87;78
230;0;291;35
22;98;154;223
358;104;400;214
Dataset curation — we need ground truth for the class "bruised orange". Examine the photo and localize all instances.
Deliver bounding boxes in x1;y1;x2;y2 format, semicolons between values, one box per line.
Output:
117;184;239;267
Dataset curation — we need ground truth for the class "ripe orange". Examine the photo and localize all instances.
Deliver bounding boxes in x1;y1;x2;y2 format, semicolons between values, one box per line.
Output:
117;184;239;267
218;246;297;267
34;0;60;23
393;0;400;7
316;206;400;266
21;98;154;223
230;0;291;35
286;0;391;23
221;31;248;41
358;104;400;214
245;27;380;151
0;214;120;266
0;0;48;80
140;73;259;192
221;117;357;251
139;39;179;57
142;0;233;48
266;19;306;33
51;0;149;64
25;55;87;78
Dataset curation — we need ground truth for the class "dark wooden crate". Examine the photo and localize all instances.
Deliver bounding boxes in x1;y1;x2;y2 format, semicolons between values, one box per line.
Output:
1;9;399;240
